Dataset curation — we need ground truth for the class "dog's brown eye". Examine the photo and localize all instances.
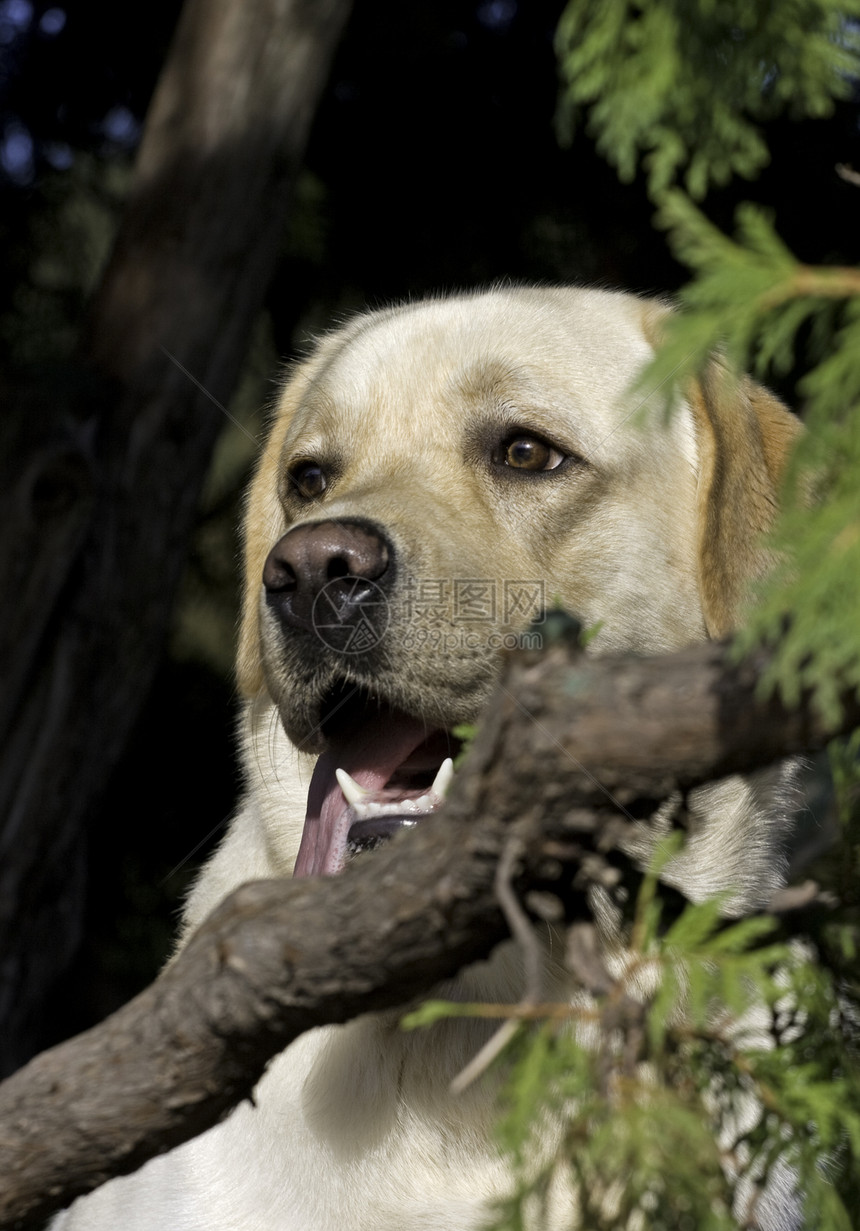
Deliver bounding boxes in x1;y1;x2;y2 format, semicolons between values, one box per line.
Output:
502;436;564;472
289;461;327;500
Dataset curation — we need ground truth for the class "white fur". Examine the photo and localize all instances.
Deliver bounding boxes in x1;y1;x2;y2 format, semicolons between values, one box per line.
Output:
55;287;801;1230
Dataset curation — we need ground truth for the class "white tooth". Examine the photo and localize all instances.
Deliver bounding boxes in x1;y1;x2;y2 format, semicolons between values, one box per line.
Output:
353;802;370;820
336;768;370;808
430;757;455;800
414;794;432;810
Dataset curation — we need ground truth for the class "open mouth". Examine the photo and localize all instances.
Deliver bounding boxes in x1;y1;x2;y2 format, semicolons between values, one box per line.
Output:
293;684;461;877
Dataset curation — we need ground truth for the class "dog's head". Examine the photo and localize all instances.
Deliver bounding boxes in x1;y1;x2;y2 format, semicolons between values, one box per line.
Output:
237;287;802;877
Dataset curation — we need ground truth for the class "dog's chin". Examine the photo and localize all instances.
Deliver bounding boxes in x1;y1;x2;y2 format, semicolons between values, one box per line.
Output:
287;682;464;879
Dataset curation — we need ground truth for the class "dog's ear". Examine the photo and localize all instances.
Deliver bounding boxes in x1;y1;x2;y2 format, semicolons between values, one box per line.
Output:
687;360;803;637
236;409;289;699
640;301;804;638
236;337;340;698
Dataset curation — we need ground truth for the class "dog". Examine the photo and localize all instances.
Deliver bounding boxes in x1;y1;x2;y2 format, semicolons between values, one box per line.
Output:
55;285;803;1230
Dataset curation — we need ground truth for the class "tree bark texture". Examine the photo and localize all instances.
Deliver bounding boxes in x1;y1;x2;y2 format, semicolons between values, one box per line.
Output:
0;635;857;1230
0;0;353;1073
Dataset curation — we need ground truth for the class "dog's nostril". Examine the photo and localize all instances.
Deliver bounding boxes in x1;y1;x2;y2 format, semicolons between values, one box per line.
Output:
264;555;298;593
326;557;351;582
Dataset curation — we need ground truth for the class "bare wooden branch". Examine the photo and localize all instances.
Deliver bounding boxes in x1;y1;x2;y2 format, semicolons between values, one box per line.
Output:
836;162;860;188
1;634;857;1229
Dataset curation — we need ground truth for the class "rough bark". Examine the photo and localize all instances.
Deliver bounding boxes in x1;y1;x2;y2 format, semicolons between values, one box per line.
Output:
0;0;353;1073
0;635;857;1230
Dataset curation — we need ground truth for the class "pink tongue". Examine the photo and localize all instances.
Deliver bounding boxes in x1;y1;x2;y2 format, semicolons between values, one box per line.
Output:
294;712;433;877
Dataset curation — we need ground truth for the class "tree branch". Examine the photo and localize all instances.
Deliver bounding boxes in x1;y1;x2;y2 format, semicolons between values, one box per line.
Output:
1;634;857;1229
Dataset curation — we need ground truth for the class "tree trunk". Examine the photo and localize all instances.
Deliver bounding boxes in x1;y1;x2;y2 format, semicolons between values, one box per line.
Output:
0;0;353;1075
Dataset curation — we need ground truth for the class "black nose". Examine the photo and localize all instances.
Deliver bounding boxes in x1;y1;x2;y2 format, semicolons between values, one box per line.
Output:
263;519;392;637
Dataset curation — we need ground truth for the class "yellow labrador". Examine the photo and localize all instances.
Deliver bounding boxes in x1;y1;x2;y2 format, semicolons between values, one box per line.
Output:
56;286;802;1230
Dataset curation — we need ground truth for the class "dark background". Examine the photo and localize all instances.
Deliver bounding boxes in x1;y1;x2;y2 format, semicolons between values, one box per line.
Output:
2;0;858;1059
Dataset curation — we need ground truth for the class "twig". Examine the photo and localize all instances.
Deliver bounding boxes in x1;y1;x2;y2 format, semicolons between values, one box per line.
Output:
836;163;860;188
450;837;543;1095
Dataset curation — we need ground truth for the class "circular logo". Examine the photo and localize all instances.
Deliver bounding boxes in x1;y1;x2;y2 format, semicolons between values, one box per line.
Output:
311;577;390;654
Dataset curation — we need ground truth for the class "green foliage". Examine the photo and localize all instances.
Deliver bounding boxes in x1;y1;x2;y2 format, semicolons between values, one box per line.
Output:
631;195;860;723
556;0;860;199
404;855;860;1228
558;0;860;725
451;723;479;767
499;840;858;1227
437;4;860;1226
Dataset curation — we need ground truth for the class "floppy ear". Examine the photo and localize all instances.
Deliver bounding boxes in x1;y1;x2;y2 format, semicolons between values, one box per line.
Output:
687;358;804;637
236;336;342;698
235;407;290;699
639;299;803;638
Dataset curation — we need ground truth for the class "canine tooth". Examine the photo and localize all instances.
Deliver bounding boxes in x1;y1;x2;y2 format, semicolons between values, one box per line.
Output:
336;768;370;807
430;757;455;800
